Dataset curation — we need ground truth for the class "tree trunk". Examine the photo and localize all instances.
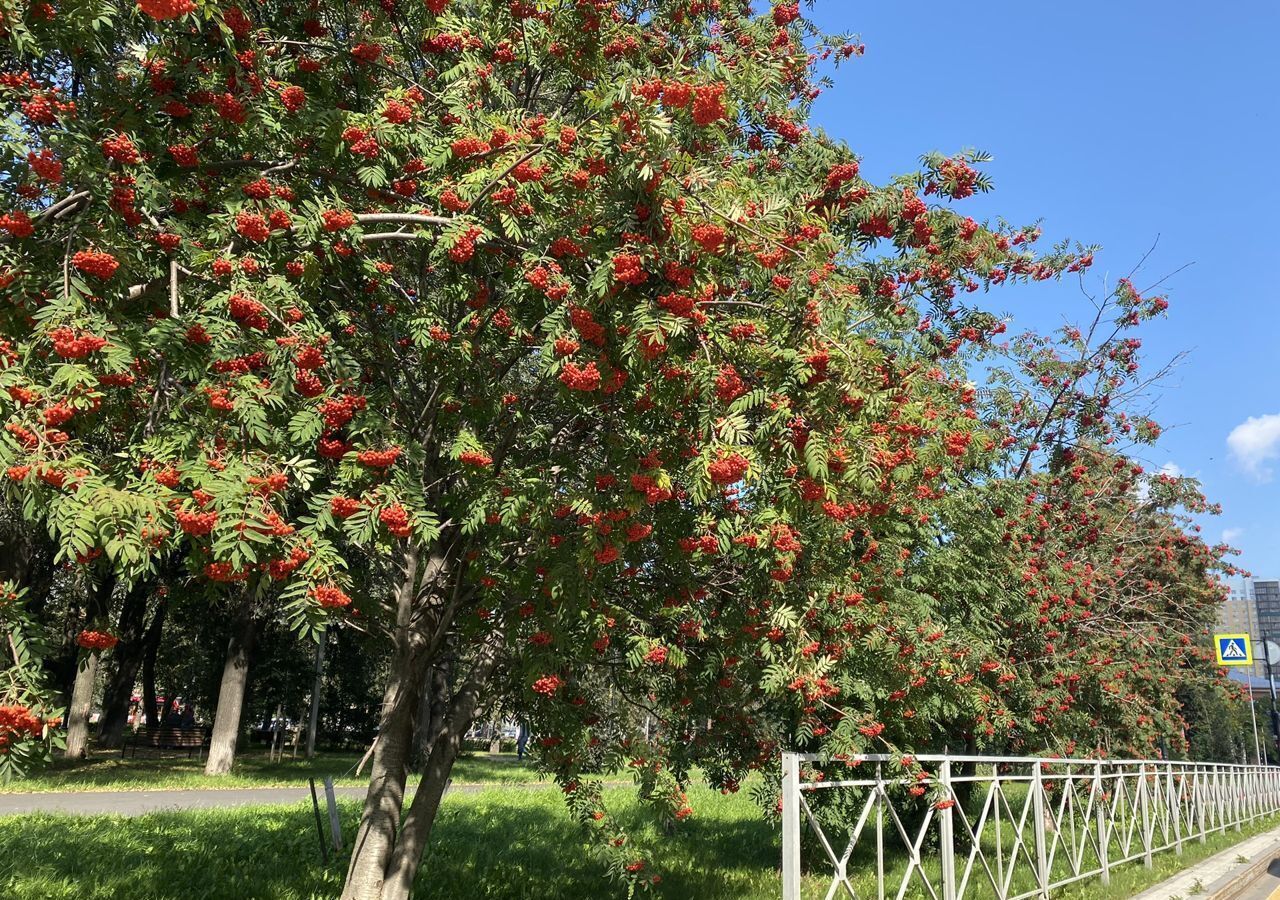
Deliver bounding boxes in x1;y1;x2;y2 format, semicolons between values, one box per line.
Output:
203;607;257;776
142;598;167;728
341;541;504;900
63;651;101;759
414;660;450;769
62;573;115;759
379;642;502;900
96;582;152;749
342;546;426;900
306;628;327;759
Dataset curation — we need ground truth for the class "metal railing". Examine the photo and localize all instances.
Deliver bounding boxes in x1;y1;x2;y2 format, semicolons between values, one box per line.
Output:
781;752;1280;900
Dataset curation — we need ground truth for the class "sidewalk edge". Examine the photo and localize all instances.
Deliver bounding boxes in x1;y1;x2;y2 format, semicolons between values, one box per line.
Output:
1209;836;1280;900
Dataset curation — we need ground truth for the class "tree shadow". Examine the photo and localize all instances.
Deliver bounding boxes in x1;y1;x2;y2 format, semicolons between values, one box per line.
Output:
0;787;787;900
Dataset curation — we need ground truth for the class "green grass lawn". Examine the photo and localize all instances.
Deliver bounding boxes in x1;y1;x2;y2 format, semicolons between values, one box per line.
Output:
0;750;547;793
0;781;1275;900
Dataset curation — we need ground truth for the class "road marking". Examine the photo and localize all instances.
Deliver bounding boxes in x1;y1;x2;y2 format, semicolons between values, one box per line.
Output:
1267;883;1280;900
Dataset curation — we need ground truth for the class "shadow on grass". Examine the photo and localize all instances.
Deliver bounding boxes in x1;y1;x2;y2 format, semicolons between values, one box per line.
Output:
0;786;783;900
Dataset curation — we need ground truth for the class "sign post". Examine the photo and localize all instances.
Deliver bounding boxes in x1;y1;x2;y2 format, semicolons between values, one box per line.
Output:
1216;634;1274;762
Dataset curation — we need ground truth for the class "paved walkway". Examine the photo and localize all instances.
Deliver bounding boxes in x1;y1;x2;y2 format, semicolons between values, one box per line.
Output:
0;785;372;816
1131;824;1280;900
0;779;628;817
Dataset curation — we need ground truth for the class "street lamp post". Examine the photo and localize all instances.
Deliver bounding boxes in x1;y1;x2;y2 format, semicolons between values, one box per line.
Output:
1262;633;1280;761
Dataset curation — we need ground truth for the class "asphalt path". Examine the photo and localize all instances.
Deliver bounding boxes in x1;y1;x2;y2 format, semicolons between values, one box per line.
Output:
0;782;545;817
0;785;373;816
0;780;627;817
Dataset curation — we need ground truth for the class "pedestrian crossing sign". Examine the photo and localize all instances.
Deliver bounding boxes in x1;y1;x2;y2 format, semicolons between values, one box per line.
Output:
1214;633;1253;666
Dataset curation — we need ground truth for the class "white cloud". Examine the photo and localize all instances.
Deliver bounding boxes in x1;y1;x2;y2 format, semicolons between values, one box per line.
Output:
1223;527;1245;544
1159;461;1184;479
1228;414;1280;481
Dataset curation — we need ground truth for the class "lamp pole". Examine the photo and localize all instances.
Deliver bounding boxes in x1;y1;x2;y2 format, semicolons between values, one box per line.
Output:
1262;633;1280;762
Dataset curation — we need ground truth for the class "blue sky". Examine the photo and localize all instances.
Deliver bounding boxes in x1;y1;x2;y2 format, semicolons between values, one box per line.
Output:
807;2;1280;580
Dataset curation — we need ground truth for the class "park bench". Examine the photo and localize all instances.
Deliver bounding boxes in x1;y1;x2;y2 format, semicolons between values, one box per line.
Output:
121;725;210;760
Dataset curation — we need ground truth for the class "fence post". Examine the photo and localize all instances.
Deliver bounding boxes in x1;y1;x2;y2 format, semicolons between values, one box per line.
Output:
1168;763;1182;855
1228;773;1239;834
1217;768;1227;834
939;758;957;900
1138;763;1153;868
876;762;885;900
1095;762;1110;886
1196;765;1207;843
782;752;802;900
1032;762;1050;899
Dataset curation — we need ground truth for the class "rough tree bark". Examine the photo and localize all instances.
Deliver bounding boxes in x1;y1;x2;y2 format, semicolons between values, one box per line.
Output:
203;605;257;776
96;581;153;748
63;573;115;759
63;651;101;760
413;660;451;769
380;644;502;900
342;546;426;900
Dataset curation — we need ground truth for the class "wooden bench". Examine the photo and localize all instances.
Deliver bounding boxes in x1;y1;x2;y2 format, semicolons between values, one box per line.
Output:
121;726;210;760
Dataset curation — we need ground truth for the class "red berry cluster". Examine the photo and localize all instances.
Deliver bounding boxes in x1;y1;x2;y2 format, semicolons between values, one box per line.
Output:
0;211;34;238
358;447;402;469
294;345;325;370
643;646;667;665
101;134;141;165
330;496;362;518
0;705;43;753
227;293;268;329
382;100;413;124
71;250;120;279
176;508;218;535
448;226;482;263
319;393;366;429
204;561;250;583
378;504;412;536
612;253;647;285
137;0;195;20
49;328;107;359
234;210;271;242
321;209;356;232
459;450;493;467
310;585;352;609
707;451;750;486
772;2;800;26
154;468;181;488
167;144;198;167
559;361;601;391
268;546;311;581
691;83;727;126
690;223;726;254
714;365;746;403
76;630;120;651
532;674;564;696
295;370;324;397
450;136;491;158
280;85;306;112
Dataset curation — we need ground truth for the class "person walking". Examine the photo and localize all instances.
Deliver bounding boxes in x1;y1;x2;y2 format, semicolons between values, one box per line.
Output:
516;721;530;760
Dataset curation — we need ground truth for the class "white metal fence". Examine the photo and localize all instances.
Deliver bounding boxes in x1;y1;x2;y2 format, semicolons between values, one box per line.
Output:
781;752;1280;900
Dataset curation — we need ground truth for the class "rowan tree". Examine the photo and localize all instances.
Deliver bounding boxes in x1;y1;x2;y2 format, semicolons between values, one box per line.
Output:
0;0;1232;897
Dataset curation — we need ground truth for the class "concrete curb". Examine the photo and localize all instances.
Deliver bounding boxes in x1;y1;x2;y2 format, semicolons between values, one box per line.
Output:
1208;837;1280;900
